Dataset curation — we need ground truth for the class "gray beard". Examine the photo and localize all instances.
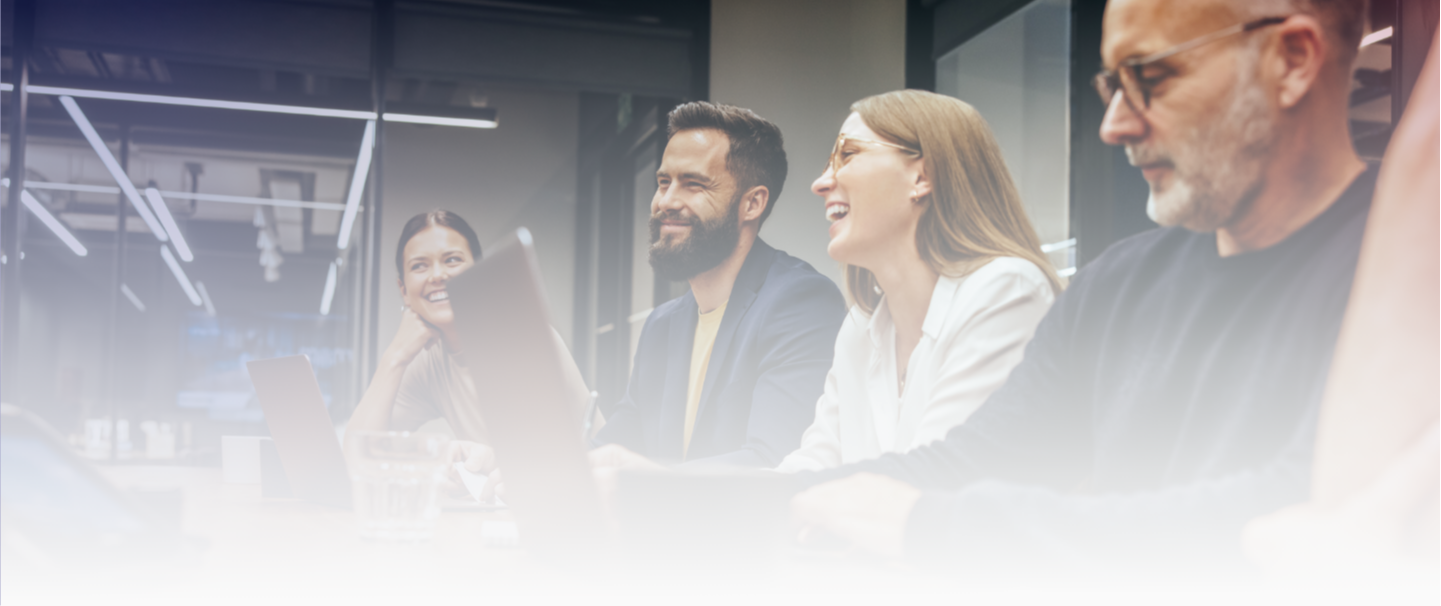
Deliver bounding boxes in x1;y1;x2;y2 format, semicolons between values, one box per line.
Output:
1142;53;1276;232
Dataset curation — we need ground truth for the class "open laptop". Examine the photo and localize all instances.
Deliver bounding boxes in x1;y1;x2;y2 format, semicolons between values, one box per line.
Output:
449;229;787;563
0;405;195;572
248;355;494;512
446;227;610;555
246;355;353;509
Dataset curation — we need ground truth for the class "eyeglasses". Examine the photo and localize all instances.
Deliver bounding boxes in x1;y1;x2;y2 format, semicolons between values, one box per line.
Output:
1093;16;1288;110
827;133;919;173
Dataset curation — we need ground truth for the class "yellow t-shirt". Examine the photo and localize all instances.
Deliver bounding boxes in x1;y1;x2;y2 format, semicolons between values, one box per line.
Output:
683;301;728;455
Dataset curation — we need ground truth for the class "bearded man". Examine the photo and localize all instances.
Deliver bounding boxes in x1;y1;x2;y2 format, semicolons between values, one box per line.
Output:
593;101;847;467
789;0;1378;574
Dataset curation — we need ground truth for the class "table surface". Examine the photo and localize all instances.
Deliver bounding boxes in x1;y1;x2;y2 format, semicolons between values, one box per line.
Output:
4;465;1385;605
5;465;929;603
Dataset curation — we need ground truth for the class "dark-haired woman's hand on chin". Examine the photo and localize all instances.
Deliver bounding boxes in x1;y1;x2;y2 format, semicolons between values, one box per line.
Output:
345;307;443;458
383;307;441;370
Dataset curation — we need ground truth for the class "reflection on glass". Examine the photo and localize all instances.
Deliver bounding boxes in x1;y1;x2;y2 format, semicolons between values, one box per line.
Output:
937;0;1072;268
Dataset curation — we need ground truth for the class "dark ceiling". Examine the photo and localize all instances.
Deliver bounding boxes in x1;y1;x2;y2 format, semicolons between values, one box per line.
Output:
1;0;710;156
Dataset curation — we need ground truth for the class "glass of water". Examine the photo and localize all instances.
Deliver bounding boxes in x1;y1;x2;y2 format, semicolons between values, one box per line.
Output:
349;432;450;541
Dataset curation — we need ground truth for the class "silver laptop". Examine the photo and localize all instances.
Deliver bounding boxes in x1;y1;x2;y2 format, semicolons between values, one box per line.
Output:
246;355;353;509
447;227;610;555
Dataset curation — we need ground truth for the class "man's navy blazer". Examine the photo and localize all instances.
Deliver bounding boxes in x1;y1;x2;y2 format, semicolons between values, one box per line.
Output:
595;239;847;467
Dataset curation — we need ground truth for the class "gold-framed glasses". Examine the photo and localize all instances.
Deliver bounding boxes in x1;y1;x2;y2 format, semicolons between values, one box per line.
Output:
1093;16;1288;110
827;133;919;173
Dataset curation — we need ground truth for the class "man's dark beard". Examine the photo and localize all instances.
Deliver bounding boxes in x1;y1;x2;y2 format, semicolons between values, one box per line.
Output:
648;195;742;281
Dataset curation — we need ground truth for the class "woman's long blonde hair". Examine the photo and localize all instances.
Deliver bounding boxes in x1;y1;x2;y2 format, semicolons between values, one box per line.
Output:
845;89;1063;314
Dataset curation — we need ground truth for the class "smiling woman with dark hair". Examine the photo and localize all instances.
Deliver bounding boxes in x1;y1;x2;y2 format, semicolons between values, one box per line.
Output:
344;210;589;469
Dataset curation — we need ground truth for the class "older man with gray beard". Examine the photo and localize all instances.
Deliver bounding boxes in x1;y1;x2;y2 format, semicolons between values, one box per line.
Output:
787;0;1376;576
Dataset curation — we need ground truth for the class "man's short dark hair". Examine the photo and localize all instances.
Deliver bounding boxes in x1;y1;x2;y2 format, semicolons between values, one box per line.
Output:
667;101;788;225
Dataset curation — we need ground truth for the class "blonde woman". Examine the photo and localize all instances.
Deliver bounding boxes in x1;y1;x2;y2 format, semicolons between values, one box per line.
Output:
775;90;1061;472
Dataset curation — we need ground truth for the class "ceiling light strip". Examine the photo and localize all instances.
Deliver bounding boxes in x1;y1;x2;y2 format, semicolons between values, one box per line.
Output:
320;261;338;316
160;245;203;306
10;180;347;212
20;190;88;256
144;188;194;261
384;113;497;129
336;120;376;250
161;190;348;212
58;96;168;242
24;180;120;194
2;83;495;129
35;84;375;120
120;284;147;312
195;282;218;316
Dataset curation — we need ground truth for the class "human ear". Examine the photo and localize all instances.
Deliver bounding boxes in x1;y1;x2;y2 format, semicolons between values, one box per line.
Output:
912;165;933;203
1272;16;1327;109
741;185;770;222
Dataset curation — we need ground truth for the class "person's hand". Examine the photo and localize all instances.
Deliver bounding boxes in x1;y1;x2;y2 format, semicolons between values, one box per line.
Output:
790;473;923;559
382;307;440;369
588;444;665;473
584;444;664;515
481;468;505;503
483;446;667;506
438;440;494;497
449;440;495;474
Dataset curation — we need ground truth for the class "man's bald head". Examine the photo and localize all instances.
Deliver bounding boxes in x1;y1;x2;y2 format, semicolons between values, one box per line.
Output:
1104;0;1366;70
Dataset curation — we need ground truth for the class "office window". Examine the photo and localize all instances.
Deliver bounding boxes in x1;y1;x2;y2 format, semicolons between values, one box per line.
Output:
629;140;659;363
936;0;1073;271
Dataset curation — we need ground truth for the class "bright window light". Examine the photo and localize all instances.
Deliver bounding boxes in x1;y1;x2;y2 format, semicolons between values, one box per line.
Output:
336;120;376;250
195;282;217;316
145;188;194;262
1041;238;1077;253
120;283;147;312
160;245;203;306
319;261;339;316
19;190;88;256
57;96;168;242
1361;27;1393;48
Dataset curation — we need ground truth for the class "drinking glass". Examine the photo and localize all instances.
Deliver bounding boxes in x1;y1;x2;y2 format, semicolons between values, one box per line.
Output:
349;432;449;541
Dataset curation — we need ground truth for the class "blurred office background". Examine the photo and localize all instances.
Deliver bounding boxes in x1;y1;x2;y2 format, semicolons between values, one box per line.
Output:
0;0;1428;460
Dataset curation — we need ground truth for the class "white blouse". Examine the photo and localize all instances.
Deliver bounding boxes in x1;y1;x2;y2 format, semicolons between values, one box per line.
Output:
774;257;1055;473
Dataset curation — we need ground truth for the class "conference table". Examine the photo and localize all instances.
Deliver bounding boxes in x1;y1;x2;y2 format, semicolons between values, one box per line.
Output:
10;465;565;604
9;464;937;605
9;465;1340;605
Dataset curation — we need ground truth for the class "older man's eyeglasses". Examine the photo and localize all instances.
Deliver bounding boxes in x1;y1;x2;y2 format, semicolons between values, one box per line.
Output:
1093;16;1288;110
827;133;919;173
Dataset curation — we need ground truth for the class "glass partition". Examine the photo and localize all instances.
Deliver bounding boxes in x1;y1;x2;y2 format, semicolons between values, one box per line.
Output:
936;0;1074;274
